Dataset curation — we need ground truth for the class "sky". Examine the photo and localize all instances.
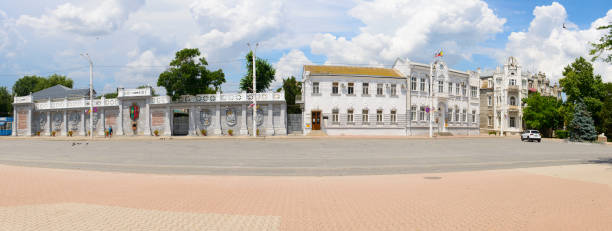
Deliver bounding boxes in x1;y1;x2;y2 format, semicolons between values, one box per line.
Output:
0;0;610;95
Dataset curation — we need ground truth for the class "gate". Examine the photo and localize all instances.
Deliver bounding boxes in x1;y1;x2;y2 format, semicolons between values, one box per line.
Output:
287;114;303;134
172;112;189;136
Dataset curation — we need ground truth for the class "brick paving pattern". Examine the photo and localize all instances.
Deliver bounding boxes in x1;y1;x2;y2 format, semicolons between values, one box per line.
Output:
0;164;611;230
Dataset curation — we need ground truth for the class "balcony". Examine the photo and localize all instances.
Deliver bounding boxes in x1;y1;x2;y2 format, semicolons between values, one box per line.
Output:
508;85;519;92
508;105;520;111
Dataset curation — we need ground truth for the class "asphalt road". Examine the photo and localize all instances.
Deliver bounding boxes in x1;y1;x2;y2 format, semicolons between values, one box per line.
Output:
0;138;610;176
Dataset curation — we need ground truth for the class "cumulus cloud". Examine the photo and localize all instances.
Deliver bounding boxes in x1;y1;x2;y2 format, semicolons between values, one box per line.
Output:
310;0;506;66
17;0;145;36
0;10;24;57
113;50;170;94
505;3;612;82
273;49;313;87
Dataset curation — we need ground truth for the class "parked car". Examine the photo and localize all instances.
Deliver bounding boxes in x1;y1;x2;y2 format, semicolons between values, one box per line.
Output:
521;130;541;142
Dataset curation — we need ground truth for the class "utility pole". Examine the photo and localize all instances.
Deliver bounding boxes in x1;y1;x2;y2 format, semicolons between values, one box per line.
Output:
81;53;94;139
429;62;434;138
248;43;259;137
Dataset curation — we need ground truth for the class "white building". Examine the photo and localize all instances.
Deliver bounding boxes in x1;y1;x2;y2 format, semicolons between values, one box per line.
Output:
300;58;480;136
479;57;562;135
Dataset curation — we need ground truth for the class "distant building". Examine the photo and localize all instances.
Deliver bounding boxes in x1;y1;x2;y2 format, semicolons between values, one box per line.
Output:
299;57;481;136
479;57;562;135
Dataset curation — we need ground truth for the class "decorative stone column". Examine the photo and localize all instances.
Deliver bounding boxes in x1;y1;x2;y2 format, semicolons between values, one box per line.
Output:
214;104;221;135
164;106;172;136
63;110;68;136
11;107;16;136
278;103;287;135
80;110;86;136
240;104;248;135
27;106;32;136
46;111;51;136
266;103;274;136
99;108;106;136
117;100;124;135
144;98;151;136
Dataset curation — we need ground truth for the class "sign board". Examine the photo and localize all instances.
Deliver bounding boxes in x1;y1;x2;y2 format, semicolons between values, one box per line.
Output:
306;123;311;128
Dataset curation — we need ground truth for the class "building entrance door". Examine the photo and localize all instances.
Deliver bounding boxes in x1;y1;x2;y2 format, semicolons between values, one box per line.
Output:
172;109;189;136
311;111;321;130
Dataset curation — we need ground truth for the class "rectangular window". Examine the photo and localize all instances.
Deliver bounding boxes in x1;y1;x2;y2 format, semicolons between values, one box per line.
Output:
419;106;425;121
312;82;319;94
488;79;493;88
420;78;425;91
362;83;369;95
471;86;477;97
438;81;444;93
456;83;460;95
332;82;339;94
362;109;369;123
471;110;476;123
510;116;516;128
332;109;339;123
391;110;397;124
488;116;493;126
462;109;467;122
461;84;466;96
377;110;383;123
488;95;492;106
390;84;397;96
455;109;459;122
411;77;417;91
348;82;354;95
377;84;383;95
448;109;453;122
509;79;516;86
347;109;353;123
411;106;417;121
448;83;453;95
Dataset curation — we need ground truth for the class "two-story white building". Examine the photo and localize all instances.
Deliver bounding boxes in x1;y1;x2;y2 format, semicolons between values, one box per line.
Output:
300;58;480;136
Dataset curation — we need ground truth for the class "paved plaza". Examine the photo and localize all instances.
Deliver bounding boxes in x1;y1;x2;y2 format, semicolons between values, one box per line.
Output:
0;137;610;230
0;137;610;175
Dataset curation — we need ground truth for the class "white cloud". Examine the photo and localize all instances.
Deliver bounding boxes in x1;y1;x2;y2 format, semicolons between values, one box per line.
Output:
17;0;145;36
113;50;170;94
310;0;506;66
504;3;612;82
273;49;313;87
0;10;24;57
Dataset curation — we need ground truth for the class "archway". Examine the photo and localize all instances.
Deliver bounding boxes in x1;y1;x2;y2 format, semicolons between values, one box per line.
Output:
172;109;189;136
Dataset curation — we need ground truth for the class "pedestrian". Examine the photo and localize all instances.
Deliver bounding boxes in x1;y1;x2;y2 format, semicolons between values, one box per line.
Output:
109;126;113;138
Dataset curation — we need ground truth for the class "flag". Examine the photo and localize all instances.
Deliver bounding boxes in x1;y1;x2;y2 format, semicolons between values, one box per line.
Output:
435;50;443;57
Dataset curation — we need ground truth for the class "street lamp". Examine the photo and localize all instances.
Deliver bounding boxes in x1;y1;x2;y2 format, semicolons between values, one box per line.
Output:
80;53;94;139
247;43;259;137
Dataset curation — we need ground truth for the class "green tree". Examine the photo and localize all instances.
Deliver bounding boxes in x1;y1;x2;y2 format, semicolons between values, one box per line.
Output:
559;57;606;132
12;74;73;96
569;101;598;142
280;76;302;113
599;83;612;141
589;24;612;63
137;85;158;96
240;51;276;93
522;92;564;137
157;48;225;100
0;87;12;117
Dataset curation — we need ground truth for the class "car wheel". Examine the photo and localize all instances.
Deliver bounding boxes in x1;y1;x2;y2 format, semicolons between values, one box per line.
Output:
537;139;541;143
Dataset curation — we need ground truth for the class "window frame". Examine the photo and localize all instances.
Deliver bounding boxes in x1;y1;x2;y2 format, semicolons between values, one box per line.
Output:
390;110;397;124
362;109;369;124
362;82;369;95
332;82;339;95
347;82;355;95
411;77;417;91
390;84;397;96
312;82;319;94
376;109;383;123
377;83;384;96
347;109;354;123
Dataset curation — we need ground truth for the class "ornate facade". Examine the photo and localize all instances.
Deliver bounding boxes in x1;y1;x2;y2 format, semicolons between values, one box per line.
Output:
12;87;287;137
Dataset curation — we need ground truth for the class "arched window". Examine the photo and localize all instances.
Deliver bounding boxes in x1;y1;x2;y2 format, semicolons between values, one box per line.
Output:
510;96;516;106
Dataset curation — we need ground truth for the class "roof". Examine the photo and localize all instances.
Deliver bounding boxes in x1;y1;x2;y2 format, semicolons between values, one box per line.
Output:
31;84;94;101
304;65;404;78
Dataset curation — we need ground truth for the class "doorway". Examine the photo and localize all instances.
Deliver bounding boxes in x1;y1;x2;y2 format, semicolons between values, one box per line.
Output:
172;109;189;136
311;111;321;130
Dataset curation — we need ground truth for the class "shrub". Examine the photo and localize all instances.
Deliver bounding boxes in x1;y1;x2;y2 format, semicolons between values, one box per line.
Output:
51;131;56;136
36;131;41;136
201;129;207;136
227;129;233;136
555;130;569;139
488;131;496;135
68;130;73;137
154;129;159;136
256;129;260;136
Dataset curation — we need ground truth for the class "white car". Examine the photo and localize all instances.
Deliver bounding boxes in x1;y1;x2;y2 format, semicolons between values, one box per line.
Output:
521;130;541;142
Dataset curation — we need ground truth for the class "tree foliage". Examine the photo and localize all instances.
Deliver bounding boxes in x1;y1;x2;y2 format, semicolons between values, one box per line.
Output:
0;87;12;117
569;101;598;142
240;51;276;93
600;83;612;141
522;92;564;137
559;57;606;132
280;76;302;113
157;48;225;100
12;74;73;96
589;24;612;63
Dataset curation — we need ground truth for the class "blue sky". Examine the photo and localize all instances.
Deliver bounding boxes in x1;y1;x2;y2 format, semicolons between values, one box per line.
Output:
0;0;610;95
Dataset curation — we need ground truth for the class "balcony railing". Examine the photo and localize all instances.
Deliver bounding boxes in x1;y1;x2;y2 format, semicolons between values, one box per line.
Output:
178;92;285;103
151;96;171;104
34;98;119;110
13;95;32;104
508;85;519;92
118;88;152;97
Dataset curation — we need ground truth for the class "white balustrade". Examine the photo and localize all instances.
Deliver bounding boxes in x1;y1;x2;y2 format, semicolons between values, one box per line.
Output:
118;88;152;97
13;95;32;104
178;92;284;103
151;96;171;104
33;98;119;110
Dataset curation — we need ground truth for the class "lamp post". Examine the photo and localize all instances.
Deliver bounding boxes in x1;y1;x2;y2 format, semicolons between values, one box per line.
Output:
248;43;259;137
81;53;93;139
